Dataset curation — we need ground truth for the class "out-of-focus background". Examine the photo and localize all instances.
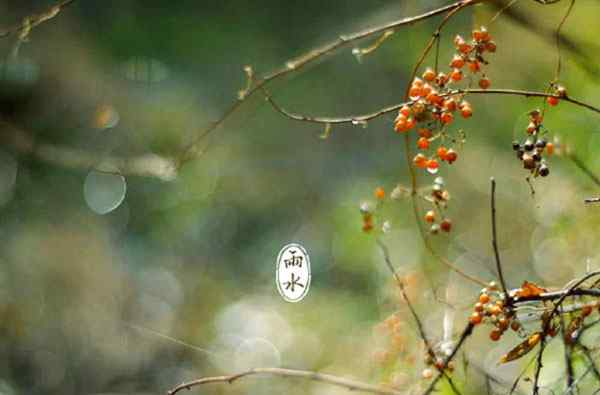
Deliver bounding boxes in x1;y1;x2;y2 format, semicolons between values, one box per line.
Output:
0;0;600;394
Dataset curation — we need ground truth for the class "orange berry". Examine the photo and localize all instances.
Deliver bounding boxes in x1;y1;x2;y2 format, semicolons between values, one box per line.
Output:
441;112;454;124
472;28;484;41
421;83;432;97
460;105;472;118
511;321;521;331
375;187;385;200
485;41;497;52
546;142;555;155
490;329;502;341
417;137;430;150
363;219;373;233
450;68;463;82
422;67;436;82
426;159;439;171
440;218;452;232
436;72;449;86
412;77;424;87
443;98;457;112
400;105;411;117
490;305;502;315
547;96;559;106
468;61;481;73
409;85;422;98
413;153;428;168
425;210;435;223
478;76;491;89
405;117;416;130
474;302;484;312
450;55;465;69
469;312;482;325
418;128;432;138
437;146;448;160
426;90;442;105
479;293;490;303
458;42;473;54
479;26;490;42
394;118;407;133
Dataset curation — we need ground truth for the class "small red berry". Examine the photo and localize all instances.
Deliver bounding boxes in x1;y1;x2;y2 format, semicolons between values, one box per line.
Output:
422;67;436;82
375;187;385;200
425;210;435;223
440;218;452;232
443;98;457;112
547;96;559;106
437;146;448;160
490;329;502;341
469;312;482;325
468;61;481;73
478;76;491;89
450;55;465;69
417;137;430;150
460;105;473;118
413;153;428;168
426;159;439;171
400;105;411;117
450;68;463;82
418;128;432;138
445;149;458;164
485;41;497;52
441;112;454;124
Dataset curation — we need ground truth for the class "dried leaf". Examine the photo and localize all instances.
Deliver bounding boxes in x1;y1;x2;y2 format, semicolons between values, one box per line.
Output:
500;332;542;363
565;316;584;344
515;281;547;298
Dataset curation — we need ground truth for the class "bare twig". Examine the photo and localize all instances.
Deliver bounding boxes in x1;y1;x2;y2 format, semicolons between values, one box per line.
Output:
490;177;509;296
375;238;461;394
554;0;576;82
0;121;177;180
176;0;484;166
0;0;76;39
262;88;600;126
166;367;403;395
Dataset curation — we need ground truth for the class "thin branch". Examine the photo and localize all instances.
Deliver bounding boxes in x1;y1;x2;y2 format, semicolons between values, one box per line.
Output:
0;121;177;180
0;0;76;39
166;367;403;395
554;0;576;82
490;177;509;296
262;88;600;127
375;238;462;394
176;0;484;166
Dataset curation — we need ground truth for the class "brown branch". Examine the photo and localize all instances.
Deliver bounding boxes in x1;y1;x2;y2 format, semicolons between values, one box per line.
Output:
166;367;403;395
375;238;461;394
554;0;576;82
0;121;177;180
263;88;600;127
490;177;509;296
176;0;485;167
0;0;76;39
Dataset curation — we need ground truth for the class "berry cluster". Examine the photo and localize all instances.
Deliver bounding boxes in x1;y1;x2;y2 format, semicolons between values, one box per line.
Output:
468;282;519;342
393;26;496;234
423;176;452;234
360;187;392;233
512;109;555;177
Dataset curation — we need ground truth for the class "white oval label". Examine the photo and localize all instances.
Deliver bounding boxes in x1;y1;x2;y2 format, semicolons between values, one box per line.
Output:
276;243;311;303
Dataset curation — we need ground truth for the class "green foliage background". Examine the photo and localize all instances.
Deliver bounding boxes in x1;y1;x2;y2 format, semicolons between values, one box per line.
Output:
0;0;599;394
